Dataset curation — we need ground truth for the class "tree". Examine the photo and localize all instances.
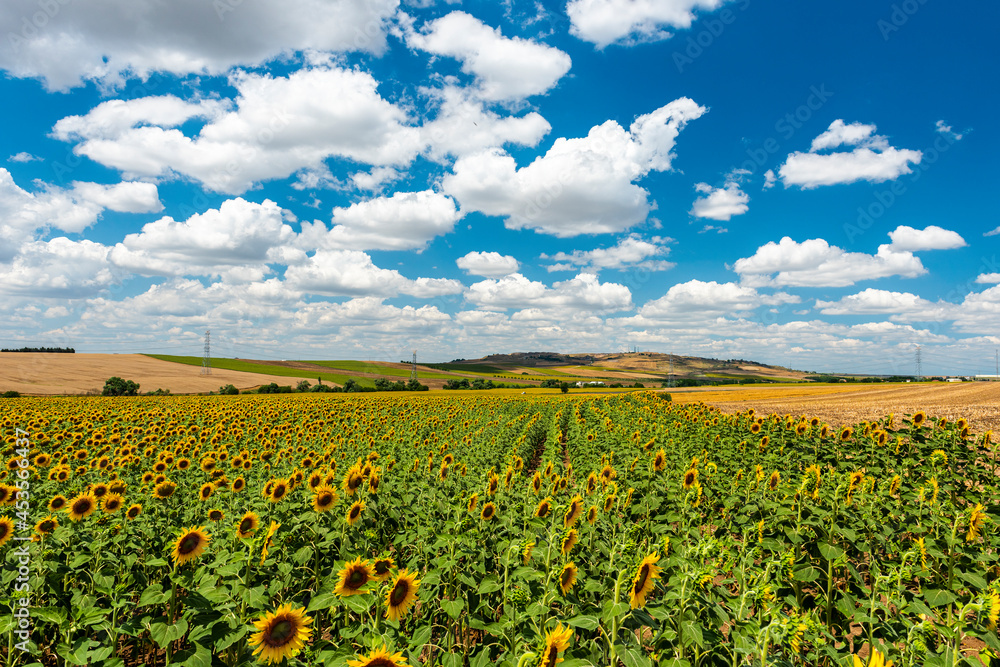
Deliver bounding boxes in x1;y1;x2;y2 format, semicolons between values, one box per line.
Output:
102;377;139;396
560;382;570;394
218;384;239;395
296;379;312;392
343;379;360;393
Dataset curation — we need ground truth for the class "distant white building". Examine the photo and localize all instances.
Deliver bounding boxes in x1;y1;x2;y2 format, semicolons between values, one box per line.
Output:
575;381;606;387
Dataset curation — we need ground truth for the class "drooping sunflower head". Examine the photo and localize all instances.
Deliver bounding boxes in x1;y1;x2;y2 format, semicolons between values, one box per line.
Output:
586;506;598;524
558;562;578;595
522;540;535;565
653;449;666;472
560;529;578;556
385;570;420;622
237;511;260;539
768;471;780;492
535;497;552;519
153;480;176;499
172;526;210;566
68;493;98;521
531;471;542;494
629;552;662;609
466;493;478;513
346;500;366;526
373;556;395;581
250;603;314;665
335;557;374;597
563;495;583;528
35;515;58;536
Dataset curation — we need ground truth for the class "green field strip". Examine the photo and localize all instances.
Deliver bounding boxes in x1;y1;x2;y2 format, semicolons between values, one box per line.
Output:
144;355;375;387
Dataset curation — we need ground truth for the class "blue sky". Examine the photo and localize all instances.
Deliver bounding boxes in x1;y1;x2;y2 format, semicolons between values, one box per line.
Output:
0;0;997;375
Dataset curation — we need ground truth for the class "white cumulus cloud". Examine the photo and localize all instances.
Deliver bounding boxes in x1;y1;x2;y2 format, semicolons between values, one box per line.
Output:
321;190;462;252
407;11;571;101
456;251;520;277
886;225;966;252
690;179;749;221
443;97;707;237
775;119;922;189
465;272;632;312
543;234;674;272
567;0;728;48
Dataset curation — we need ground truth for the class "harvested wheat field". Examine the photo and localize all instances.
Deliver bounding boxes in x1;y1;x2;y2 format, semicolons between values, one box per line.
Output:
0;352;295;395
671;381;1000;432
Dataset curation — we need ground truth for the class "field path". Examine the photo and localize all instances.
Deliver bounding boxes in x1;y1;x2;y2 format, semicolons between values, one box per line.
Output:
0;353;299;395
671;382;1000;432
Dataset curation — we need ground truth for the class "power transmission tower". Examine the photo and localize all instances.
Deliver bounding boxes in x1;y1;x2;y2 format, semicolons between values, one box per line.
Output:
668;353;674;388
201;330;212;375
410;350;417;381
915;345;922;381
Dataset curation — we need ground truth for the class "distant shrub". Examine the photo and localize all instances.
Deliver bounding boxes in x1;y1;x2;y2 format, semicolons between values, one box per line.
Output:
102;377;139;396
2;390;20;398
218;384;239;395
257;383;292;394
295;380;311;392
145;388;171;396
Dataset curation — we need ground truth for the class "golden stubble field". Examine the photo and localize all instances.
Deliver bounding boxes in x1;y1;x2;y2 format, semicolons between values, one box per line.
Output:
672;381;1000;432
0;353;293;395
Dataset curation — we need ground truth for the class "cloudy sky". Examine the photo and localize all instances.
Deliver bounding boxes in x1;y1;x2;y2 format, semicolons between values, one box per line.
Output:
0;0;996;375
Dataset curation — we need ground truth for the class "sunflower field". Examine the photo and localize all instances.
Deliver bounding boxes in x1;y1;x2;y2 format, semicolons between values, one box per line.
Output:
0;391;998;667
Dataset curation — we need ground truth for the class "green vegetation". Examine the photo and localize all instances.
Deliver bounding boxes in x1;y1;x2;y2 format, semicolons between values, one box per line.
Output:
144;354;374;388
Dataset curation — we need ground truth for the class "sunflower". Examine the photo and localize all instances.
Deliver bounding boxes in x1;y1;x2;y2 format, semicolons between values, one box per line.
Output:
629;552;662;609
839;427;854;441
347;646;408;667
35;515;58;536
232;476;246;493
385;569;420;621
0;485;16;505
269;479;290;503
487;471;499;496
653;449;666;472
176;457;191;470
586;506;598;524
237;511;260;539
603;494;616;513
535;497;552;519
989;590;1000;629
67;492;98;521
153;480;176;499
851;648;894;667
312;485;338;512
768;471;780;492
307;471;323;490
261;521;280;563
346;500;366;526
126;504;142;520
249;603;314;665
531;471;542;494
198;483;214;501
172;526;210;566
522;540;535;565
539;623;573;667
368;469;381;494
481;502;496;521
0;517;14;547
558;562;578;595
102;493;124;513
683;468;698;489
335;557;374;596
342;465;365;496
563;495;583;528
967;503;987;543
207;508;225;522
364;556;393;583
912;411;926;428
560;528;579;555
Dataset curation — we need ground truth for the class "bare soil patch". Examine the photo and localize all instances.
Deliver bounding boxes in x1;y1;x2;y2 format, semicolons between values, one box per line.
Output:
669;382;1000;433
0;353;298;395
